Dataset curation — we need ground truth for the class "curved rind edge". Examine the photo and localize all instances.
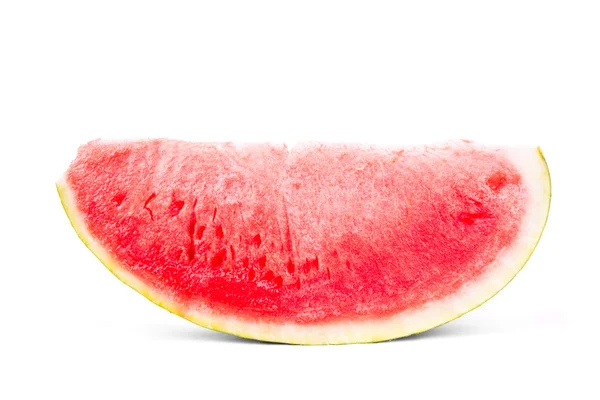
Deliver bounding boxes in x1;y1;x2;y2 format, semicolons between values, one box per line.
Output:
56;146;551;345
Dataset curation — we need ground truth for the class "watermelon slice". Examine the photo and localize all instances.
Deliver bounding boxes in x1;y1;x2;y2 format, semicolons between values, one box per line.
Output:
57;140;550;344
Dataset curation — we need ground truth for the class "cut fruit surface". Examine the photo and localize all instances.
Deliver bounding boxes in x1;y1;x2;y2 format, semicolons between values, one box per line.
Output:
58;140;551;344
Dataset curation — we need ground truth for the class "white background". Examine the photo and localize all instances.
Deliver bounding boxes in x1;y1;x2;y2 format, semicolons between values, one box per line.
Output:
1;1;599;399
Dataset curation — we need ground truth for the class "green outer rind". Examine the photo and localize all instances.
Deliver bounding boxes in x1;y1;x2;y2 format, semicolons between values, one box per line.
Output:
57;147;551;345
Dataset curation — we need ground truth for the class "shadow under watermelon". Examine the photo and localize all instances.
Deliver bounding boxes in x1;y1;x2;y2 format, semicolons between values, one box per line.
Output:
145;318;498;344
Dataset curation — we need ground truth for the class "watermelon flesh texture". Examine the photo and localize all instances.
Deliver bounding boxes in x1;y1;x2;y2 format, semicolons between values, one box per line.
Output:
58;140;551;344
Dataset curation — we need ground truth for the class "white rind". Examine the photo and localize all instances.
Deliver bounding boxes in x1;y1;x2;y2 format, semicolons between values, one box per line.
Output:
57;145;551;344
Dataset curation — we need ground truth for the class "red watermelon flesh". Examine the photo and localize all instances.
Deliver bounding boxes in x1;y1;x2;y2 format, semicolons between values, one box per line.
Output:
58;140;550;344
